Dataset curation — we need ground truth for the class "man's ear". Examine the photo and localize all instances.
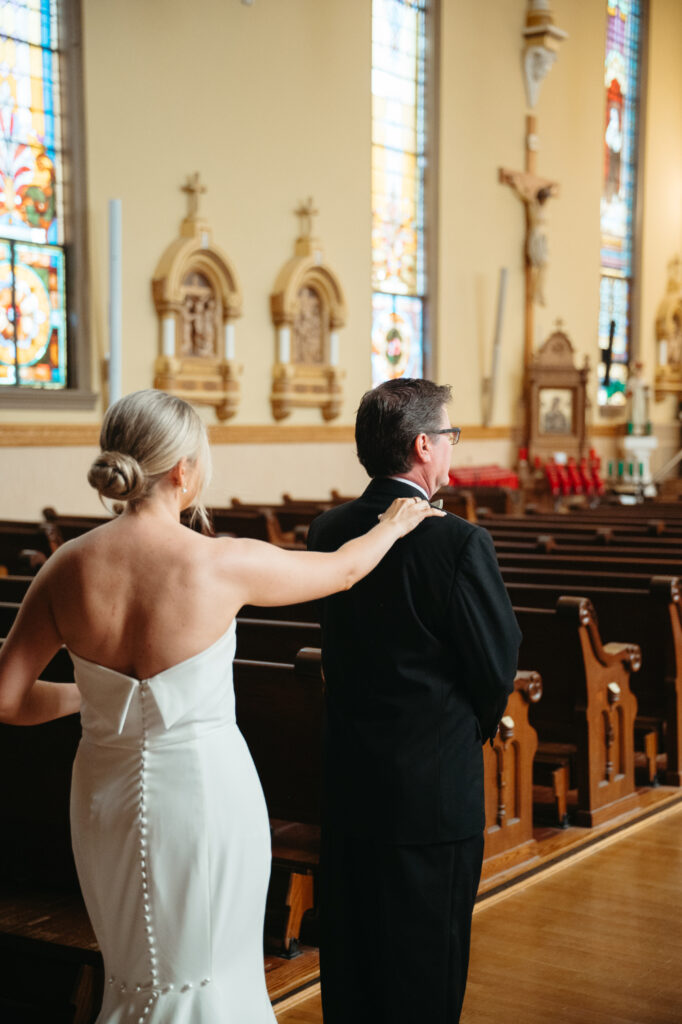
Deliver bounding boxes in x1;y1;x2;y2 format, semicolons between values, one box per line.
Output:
413;432;432;464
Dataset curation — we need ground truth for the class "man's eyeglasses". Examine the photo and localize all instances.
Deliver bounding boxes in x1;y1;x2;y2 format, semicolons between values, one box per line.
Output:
432;428;461;446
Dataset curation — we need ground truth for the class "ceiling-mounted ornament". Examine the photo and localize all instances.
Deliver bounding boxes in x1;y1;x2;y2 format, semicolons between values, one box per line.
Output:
269;198;346;421
152;173;243;420
522;0;567;110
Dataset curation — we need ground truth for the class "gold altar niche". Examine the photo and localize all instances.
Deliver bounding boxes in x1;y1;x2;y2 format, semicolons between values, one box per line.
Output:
654;255;682;401
152;174;243;420
270;199;346;421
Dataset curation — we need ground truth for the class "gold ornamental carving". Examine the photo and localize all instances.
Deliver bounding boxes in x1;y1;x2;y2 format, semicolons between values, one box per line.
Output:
270;199;346;421
654;255;682;401
152;173;243;420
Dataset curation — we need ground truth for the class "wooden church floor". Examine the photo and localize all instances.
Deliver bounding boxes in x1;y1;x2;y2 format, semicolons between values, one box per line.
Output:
272;794;682;1022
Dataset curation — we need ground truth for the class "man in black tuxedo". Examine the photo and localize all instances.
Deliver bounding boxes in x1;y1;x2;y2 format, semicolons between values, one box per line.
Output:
307;378;521;1024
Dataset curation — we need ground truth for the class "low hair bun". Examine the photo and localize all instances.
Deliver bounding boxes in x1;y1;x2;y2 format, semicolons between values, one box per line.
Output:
87;451;147;503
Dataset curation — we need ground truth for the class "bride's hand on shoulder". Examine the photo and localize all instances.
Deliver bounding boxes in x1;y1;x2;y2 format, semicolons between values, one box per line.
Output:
377;497;446;537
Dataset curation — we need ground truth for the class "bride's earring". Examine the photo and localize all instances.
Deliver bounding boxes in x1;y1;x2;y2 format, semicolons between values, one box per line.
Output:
181;486;188;494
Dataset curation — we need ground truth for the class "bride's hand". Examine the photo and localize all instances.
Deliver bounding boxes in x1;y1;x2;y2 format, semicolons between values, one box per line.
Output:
377;497;446;537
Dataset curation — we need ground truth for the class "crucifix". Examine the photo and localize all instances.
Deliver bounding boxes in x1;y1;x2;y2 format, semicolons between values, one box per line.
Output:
182;172;207;221
499;114;559;370
295;196;319;240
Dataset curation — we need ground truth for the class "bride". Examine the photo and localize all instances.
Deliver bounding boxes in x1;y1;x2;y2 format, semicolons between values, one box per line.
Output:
0;389;443;1024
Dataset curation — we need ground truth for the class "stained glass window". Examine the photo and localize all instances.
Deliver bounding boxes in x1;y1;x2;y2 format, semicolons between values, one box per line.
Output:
0;0;67;391
598;0;643;408
371;0;428;387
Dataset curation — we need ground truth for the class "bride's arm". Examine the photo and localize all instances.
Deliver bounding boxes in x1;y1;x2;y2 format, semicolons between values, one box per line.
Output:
0;560;80;726
220;497;444;608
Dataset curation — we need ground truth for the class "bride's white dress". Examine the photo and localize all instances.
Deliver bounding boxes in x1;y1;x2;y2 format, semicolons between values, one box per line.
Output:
69;620;277;1024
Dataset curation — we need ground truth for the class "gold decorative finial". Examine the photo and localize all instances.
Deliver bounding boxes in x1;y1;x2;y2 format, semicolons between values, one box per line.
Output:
295;197;319;240
182;172;207;221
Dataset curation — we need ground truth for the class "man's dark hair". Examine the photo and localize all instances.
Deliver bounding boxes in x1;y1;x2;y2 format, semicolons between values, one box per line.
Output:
355;378;452;478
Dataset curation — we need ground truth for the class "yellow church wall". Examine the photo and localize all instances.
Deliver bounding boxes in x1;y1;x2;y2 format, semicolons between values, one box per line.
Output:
2;0;682;514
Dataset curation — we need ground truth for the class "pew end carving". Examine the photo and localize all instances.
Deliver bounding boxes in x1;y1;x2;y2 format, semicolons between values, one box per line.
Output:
482;670;541;877
556;596;640;826
517;597;640;829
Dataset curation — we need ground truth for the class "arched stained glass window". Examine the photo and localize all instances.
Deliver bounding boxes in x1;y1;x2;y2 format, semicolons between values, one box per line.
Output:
598;0;644;409
371;0;431;387
0;0;68;391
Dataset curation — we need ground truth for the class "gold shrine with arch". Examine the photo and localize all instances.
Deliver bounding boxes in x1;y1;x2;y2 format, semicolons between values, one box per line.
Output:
152;174;243;420
270;199;346;421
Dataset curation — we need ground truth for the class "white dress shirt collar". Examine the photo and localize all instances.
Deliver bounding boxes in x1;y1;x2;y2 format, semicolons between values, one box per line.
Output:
389;477;430;500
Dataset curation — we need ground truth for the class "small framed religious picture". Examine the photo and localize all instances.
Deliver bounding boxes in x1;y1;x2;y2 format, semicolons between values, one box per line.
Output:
539;387;573;435
525;327;589;462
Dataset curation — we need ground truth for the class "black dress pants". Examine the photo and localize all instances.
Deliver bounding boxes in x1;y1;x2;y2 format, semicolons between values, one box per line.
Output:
319;828;484;1024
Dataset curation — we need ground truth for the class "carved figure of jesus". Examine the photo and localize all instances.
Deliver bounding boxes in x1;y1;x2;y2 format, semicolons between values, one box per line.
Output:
499;168;559;307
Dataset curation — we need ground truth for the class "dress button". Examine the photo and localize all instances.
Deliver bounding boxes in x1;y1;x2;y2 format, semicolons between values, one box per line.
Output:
201;977;211;986
181;982;192;992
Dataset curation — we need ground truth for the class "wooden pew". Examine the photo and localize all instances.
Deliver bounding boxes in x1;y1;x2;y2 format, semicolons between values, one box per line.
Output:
0;575;33;603
501;565;672;590
231;497;327;535
0;522;52;574
208;508;304;548
233;649;323;956
0;642;99;1023
41;508;110;547
496;550;682;578
0;600;19;635
505;578;682;787
515;598;640;827
235;618;321;664
479;513;677;538
438;485;516;516
491;533;682;557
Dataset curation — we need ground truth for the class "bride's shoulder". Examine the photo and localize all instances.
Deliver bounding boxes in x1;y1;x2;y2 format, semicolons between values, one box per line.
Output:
206;534;273;573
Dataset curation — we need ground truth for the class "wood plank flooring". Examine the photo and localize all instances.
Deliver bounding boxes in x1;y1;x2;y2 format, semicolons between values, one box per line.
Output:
276;803;682;1023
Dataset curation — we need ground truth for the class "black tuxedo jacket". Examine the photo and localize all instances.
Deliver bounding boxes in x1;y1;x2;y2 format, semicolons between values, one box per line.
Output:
307;477;522;845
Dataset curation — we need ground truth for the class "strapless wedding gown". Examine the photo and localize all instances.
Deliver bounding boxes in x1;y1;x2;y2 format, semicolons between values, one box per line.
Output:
69;621;277;1024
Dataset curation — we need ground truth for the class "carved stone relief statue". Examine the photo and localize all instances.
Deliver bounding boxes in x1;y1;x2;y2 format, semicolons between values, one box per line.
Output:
292;286;324;364
181;272;219;358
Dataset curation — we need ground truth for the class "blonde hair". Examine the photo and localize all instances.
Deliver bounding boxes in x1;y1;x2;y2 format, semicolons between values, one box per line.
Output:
88;390;212;532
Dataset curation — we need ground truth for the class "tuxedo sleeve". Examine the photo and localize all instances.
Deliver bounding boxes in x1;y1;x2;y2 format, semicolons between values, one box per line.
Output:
447;527;521;743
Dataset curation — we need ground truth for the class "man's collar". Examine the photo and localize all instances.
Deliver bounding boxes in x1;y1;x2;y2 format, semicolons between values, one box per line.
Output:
362;477;444;509
389;476;429;499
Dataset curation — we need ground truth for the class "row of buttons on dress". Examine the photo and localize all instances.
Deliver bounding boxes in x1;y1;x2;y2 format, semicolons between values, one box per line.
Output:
105;680;213;1023
137;680;158;1022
